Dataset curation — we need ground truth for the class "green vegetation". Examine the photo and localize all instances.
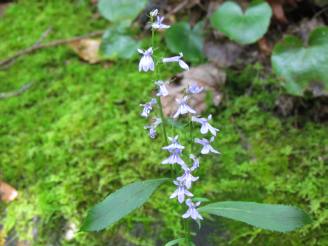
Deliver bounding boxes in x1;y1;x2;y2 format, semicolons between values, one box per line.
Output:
0;1;327;245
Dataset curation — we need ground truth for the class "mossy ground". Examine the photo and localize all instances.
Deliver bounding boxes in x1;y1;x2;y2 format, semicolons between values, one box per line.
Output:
0;1;327;245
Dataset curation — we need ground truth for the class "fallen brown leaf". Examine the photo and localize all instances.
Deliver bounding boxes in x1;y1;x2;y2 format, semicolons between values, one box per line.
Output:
258;37;272;56
268;0;288;23
68;39;101;64
0;1;12;17
161;63;226;117
0;181;18;202
204;41;243;67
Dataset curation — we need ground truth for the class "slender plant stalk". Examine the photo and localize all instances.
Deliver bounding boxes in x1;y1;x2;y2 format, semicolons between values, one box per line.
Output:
151;18;192;244
151;27;168;145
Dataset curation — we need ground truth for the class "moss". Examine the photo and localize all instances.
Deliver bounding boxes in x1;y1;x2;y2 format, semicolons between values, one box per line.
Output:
0;1;327;245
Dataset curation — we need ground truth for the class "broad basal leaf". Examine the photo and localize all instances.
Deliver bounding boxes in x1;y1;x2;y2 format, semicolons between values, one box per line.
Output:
100;28;140;60
81;178;169;231
210;1;272;45
165;21;204;62
98;0;147;23
198;201;311;232
271;27;328;96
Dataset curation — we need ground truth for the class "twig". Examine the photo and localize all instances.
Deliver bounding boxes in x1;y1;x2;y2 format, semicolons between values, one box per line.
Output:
33;27;53;46
166;0;189;16
0;82;33;100
0;30;104;68
1;27;54;69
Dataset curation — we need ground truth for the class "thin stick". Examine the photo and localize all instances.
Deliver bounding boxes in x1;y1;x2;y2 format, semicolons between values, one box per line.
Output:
0;30;104;68
0;82;33;100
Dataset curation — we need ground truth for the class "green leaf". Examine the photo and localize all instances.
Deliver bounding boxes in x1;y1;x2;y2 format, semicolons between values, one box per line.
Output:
81;178;169;231
198;201;311;232
165;21;204;62
271;27;328;96
100;28;140;60
98;0;147;23
210;1;272;45
164;238;186;246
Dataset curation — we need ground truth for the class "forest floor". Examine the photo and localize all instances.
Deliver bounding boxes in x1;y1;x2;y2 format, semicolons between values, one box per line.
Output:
0;1;327;245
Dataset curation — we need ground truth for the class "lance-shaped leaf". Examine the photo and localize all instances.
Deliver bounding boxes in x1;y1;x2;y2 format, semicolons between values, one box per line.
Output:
81;178;169;231
198;201;311;232
210;1;272;45
271;27;328;96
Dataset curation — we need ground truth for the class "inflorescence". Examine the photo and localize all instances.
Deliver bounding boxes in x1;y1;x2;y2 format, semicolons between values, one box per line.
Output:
138;9;220;222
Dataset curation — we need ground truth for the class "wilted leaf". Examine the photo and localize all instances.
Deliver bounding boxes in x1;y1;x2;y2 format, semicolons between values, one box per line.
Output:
210;1;272;45
69;39;101;64
199;201;311;232
0;181;18;202
98;0;147;23
271;27;328;96
161;63;225;116
81;178;169;231
165;21;204;62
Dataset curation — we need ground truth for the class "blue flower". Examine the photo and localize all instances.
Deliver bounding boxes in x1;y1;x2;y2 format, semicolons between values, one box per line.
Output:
149;9;158;17
155;80;169;97
163;53;189;70
152;16;170;30
195;136;220;154
170;180;193;203
140;98;157;118
173;96;196;118
187;83;204;94
192;114;220;136
189;154;200;171
144;118;162;138
182;199;203;220
177;165;199;189
162;136;185;150
162;148;185;165
138;47;155;72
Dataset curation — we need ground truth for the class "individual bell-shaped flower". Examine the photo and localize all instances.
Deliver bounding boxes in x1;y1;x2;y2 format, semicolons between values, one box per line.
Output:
182;199;203;221
170;180;193;203
162;52;189;70
140;98;157;118
144;118;162;138
162;135;185;150
189;154;199;171
155;80;169;97
161;148;185;166
187;83;204;94
177;165;199;189
195;136;220;155
173;96;196;118
149;9;158;17
192;114;220;136
138;47;155;72
152;16;170;30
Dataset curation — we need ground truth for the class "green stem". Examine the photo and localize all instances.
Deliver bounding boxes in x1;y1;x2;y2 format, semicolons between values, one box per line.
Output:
151;27;168;145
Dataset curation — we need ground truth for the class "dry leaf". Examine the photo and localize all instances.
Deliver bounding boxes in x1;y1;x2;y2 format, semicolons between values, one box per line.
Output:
258;37;272;55
161;63;226;117
0;1;12;17
204;41;243;67
0;181;18;202
68;39;101;64
268;0;288;23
